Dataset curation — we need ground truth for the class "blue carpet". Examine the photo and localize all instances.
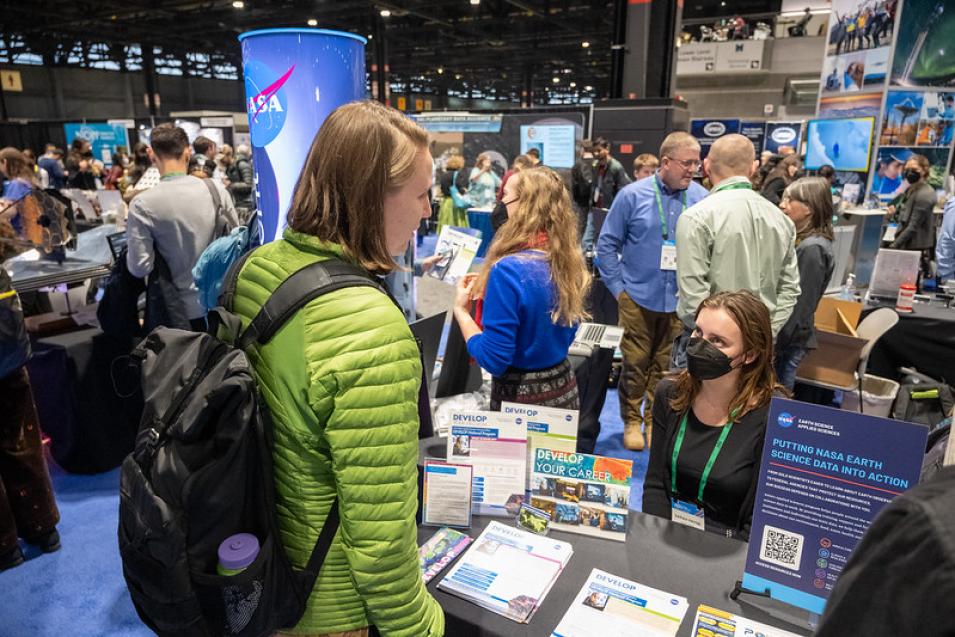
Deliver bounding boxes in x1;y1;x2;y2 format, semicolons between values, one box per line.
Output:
0;389;645;636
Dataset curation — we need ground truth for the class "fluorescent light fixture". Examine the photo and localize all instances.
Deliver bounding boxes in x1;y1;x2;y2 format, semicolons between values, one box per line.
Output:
231;0;244;8
380;8;391;17
552;76;560;84
581;41;590;48
307;18;318;26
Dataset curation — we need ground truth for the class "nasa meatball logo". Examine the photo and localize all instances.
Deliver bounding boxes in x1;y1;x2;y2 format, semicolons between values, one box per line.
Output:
778;412;795;428
244;61;293;147
772;127;797;144
703;121;727;137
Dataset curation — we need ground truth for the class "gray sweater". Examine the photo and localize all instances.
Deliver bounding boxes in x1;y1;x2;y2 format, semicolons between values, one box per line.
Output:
127;175;238;319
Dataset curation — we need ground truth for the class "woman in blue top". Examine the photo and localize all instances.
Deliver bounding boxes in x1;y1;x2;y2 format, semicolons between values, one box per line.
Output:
0;148;38;239
454;166;591;410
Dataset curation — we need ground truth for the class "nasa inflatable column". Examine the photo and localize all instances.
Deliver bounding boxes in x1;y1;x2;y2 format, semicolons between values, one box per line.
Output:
239;29;367;241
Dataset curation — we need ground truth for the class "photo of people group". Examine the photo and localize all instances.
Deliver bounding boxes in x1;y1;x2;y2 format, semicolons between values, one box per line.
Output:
826;0;897;56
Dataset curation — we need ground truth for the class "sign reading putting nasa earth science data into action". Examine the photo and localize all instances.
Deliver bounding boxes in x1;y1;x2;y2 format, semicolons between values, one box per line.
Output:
742;398;927;615
690;119;741;160
239;29;367;242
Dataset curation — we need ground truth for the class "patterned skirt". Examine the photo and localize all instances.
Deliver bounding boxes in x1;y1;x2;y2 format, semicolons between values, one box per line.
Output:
489;359;579;411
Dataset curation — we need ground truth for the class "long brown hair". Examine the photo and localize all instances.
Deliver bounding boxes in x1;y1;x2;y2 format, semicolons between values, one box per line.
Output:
668;291;783;419
784;177;834;243
472;167;591;326
0;147;36;183
286;100;428;274
763;154;801;187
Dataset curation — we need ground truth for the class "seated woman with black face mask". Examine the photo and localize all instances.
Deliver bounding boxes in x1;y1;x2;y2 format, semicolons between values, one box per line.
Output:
642;290;784;541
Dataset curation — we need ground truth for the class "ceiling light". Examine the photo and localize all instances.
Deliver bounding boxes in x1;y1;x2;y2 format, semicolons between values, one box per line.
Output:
585;85;593;91
455;73;462;79
380;8;391;17
581;41;590;48
307;18;318;26
570;82;577;88
470;0;481;4
367;34;373;39
437;67;444;74
231;0;244;7
552;76;560;84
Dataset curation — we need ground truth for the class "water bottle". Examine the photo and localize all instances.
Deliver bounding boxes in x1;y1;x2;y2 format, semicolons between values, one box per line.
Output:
217;533;260;576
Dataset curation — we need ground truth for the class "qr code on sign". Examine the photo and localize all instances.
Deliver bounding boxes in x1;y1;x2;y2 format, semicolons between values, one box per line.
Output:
759;525;804;570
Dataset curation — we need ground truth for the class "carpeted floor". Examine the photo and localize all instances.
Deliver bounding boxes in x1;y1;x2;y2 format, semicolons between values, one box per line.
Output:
1;388;648;636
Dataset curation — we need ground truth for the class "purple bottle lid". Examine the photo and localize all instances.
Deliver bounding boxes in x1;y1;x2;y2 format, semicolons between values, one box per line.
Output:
218;533;260;571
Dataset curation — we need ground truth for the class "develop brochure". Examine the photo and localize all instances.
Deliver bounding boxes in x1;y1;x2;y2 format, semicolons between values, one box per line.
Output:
418;527;473;584
422;460;473;528
428;226;482;285
438;521;573;623
692;605;801;637
551;568;689;637
500;402;578;489
447;410;527;517
530;448;633;542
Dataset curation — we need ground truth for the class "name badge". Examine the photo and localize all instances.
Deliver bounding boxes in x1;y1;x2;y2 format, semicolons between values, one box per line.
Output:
671;498;705;531
660;240;677;271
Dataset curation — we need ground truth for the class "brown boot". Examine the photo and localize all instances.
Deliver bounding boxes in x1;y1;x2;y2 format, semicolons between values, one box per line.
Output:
623;423;646;451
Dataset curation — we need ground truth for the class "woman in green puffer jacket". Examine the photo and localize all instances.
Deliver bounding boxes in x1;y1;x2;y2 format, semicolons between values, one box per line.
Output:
230;101;443;637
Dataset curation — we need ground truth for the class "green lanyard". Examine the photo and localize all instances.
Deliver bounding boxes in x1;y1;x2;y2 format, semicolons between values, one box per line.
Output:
161;172;186;181
652;177;687;240
671;409;737;504
709;179;752;195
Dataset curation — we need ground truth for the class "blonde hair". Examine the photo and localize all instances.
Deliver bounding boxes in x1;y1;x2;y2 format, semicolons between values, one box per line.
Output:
445;154;465;171
473;167;591;325
286;100;428;274
659;132;699;159
633;153;660;172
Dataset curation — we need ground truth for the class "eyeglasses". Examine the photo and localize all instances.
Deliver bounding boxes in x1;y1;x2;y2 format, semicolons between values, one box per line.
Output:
666;156;702;170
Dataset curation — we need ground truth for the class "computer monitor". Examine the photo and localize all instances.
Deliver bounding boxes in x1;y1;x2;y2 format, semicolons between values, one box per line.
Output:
804;117;875;172
435;312;484;399
409;311;446;393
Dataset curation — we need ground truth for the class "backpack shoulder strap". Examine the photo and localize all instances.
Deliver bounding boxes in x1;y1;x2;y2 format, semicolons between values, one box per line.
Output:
238;258;383;350
202;178;228;236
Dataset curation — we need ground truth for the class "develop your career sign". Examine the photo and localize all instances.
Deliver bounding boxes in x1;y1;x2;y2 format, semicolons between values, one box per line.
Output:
742;398;927;615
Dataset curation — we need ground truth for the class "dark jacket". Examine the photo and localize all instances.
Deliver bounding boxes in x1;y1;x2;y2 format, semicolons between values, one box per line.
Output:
226;154;254;209
815;466;955;637
776;234;834;350
760;177;788;206
592;158;631;209
65;153;97;190
0;268;30;379
439;170;469;198
642;380;771;540
571;157;595;210
891;181;936;250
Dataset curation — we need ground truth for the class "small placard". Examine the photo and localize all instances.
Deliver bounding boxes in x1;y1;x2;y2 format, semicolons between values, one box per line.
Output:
573;323;624;350
422;460;473;528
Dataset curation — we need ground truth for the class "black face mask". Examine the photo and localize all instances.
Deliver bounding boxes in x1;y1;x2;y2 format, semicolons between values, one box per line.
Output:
491;200;510;233
903;169;921;184
686;336;739;381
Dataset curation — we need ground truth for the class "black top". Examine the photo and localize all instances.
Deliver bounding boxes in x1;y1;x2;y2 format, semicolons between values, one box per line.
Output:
642;380;769;540
816;465;955;637
760;177;787;206
777;235;834;350
438;170;469;198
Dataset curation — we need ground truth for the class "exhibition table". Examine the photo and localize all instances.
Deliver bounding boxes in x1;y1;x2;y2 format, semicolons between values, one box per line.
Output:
466;208;495;258
418;513;813;636
6;223;117;292
864;301;955;383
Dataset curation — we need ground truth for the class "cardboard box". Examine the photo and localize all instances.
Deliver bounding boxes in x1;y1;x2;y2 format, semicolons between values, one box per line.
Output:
795;298;868;388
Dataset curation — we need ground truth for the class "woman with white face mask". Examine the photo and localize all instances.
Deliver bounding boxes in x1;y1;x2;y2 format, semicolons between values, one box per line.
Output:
642;290;784;541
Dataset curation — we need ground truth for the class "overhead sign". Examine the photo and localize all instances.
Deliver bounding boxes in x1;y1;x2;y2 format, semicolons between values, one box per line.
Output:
411;113;504;133
764;121;805;154
677;40;766;76
690;118;741;159
63;122;130;166
200;116;234;128
1;70;23;92
742;398;927;615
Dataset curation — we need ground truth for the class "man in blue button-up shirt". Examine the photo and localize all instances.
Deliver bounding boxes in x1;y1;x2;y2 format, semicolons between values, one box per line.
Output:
597;132;708;450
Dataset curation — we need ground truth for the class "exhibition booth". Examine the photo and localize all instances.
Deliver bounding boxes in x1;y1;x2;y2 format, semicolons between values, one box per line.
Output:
1;2;954;635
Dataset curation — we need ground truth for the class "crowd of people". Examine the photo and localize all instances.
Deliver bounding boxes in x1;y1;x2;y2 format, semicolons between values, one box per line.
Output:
1;99;952;635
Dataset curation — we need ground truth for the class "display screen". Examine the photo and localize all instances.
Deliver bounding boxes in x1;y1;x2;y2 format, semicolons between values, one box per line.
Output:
804;117;875;172
519;124;576;169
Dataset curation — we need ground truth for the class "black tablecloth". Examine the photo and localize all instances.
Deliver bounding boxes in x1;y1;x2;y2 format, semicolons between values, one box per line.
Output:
418;513;813;636
25;327;141;473
864;303;955;384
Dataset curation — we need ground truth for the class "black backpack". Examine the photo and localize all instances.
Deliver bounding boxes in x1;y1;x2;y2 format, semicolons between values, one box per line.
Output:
118;254;384;636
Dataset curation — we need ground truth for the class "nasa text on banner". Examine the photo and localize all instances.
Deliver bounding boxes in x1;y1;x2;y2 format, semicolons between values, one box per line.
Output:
741;398;927;615
63;122;130;167
239;29;366;242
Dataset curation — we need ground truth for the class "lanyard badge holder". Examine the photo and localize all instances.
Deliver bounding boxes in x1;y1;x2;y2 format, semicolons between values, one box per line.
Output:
653;179;685;272
669;410;736;532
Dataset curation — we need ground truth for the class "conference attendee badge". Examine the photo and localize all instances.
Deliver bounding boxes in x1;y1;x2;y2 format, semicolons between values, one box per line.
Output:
660;240;678;271
882;223;898;243
671;498;705;531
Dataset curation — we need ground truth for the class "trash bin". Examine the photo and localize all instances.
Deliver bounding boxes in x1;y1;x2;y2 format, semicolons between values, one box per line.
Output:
841;374;900;418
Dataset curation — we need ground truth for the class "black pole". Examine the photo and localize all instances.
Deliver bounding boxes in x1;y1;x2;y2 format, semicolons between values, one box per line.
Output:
645;0;680;98
0;76;8;121
373;15;388;105
609;0;627;99
142;44;158;117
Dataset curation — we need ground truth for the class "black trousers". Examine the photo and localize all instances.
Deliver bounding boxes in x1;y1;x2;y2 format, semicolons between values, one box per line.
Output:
0;368;59;554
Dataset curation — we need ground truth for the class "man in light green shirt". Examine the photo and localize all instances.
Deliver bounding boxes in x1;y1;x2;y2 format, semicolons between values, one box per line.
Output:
675;134;800;340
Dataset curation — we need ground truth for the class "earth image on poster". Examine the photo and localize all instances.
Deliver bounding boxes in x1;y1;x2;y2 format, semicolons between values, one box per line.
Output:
891;1;955;87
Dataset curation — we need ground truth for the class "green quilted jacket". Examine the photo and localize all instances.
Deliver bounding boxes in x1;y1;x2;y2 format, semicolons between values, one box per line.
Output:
232;228;444;636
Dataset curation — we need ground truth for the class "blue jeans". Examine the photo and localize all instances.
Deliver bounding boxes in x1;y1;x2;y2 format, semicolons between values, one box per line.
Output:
775;345;808;391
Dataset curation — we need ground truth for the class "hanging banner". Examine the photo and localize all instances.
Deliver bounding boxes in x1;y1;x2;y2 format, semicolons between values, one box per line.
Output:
740;121;767;155
763;122;804;154
742;398;927;615
690;119;741;160
63;122;130;166
239;28;367;242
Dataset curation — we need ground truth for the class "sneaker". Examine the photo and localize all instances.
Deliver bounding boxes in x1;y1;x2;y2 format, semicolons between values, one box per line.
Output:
0;545;24;572
25;528;60;553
